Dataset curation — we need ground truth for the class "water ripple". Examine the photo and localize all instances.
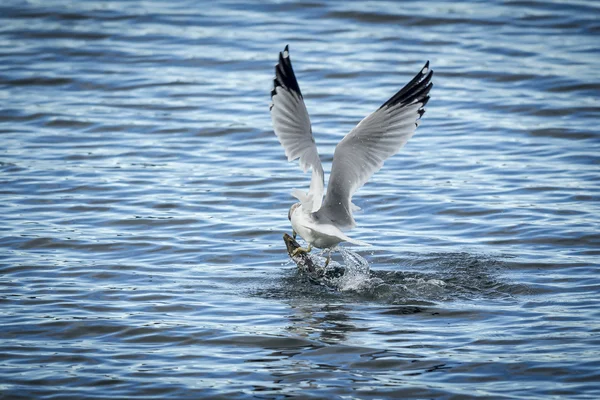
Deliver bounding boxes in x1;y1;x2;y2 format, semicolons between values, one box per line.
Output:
1;0;600;398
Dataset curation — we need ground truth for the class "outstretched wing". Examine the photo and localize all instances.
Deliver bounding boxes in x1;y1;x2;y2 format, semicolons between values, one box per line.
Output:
317;62;433;229
270;45;324;212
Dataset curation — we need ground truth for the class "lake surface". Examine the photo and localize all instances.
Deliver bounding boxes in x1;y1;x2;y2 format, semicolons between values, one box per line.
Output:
2;0;600;398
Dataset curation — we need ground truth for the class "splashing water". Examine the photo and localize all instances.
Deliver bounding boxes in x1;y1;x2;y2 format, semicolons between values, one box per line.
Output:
290;249;522;305
336;248;373;291
300;247;375;291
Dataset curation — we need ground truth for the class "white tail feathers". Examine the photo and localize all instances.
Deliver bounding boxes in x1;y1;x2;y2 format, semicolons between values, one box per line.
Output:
343;235;371;247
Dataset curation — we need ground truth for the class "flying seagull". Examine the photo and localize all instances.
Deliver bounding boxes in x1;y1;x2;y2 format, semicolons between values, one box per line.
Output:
270;45;433;267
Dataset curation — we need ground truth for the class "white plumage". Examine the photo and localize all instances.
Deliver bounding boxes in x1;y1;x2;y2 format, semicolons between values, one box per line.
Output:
270;45;433;255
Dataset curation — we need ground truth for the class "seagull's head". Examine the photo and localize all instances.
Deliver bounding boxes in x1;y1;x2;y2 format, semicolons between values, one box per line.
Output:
288;202;301;221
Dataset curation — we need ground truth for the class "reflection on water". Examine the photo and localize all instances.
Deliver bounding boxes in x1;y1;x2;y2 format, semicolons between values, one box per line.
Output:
287;303;358;345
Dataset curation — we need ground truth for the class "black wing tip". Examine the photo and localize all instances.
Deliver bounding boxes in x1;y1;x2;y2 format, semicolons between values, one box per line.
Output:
272;44;303;99
279;45;290;62
420;94;431;108
379;61;433;110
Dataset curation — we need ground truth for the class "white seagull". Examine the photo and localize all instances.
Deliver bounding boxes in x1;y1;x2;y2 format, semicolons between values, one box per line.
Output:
270;45;433;267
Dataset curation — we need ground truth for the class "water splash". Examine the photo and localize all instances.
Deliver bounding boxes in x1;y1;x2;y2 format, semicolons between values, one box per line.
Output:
336;248;373;291
286;249;523;305
300;247;375;292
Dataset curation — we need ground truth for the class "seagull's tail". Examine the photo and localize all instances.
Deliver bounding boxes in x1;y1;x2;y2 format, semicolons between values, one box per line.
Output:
343;235;371;247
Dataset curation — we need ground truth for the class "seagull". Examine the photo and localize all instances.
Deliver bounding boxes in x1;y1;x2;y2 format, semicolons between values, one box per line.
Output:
270;45;433;267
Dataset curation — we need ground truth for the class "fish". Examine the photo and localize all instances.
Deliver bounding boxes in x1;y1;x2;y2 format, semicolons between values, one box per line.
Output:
283;233;345;284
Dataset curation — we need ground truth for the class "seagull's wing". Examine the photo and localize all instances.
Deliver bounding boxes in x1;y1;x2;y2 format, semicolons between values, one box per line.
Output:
318;62;433;229
270;45;324;213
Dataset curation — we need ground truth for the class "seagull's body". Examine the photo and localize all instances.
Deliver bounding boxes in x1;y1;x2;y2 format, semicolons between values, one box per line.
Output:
289;202;365;249
270;45;433;263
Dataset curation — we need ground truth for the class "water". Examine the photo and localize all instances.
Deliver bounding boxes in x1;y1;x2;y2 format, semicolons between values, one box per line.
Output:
2;0;599;398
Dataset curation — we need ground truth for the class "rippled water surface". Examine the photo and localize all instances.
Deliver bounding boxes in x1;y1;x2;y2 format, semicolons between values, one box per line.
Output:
2;0;600;398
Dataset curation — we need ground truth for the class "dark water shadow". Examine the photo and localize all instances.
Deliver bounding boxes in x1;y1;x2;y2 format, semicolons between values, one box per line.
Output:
256;249;529;306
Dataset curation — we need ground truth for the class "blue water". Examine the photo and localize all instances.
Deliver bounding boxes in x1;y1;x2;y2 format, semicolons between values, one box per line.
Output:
2;0;600;398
